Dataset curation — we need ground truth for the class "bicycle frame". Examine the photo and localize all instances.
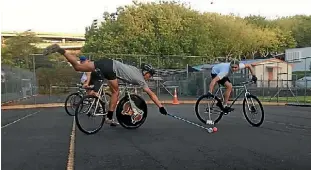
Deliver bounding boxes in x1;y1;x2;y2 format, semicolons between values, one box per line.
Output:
227;83;252;108
212;81;255;109
84;80;110;116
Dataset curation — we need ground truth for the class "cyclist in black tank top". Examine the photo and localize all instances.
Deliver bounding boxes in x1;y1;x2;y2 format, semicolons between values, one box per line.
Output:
43;44;169;126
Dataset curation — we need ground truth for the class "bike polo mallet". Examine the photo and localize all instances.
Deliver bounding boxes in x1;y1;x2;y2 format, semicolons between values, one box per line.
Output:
166;113;217;133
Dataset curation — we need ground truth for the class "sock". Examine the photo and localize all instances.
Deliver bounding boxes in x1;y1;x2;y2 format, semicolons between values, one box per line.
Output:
107;111;113;119
57;48;65;55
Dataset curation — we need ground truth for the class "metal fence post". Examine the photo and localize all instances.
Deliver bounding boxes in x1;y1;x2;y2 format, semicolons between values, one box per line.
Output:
304;57;307;105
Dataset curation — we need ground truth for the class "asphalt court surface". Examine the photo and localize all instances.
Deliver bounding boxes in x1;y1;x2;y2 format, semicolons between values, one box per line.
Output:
1;104;311;170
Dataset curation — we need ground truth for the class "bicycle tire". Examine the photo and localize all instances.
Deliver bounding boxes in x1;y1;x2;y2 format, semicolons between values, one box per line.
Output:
242;94;264;127
75;95;106;135
194;94;224;125
64;92;82;116
116;94;148;129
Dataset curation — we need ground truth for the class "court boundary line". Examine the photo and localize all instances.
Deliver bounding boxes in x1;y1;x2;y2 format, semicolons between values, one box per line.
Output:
1;110;42;129
66;117;76;170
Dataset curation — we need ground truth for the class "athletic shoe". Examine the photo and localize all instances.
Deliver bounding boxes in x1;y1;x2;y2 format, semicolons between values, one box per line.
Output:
43;44;61;56
223;106;234;113
105;118;119;126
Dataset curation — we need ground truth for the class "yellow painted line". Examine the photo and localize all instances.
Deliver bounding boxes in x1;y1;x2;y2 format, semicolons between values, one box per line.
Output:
1;100;288;110
67;117;76;170
1;103;64;110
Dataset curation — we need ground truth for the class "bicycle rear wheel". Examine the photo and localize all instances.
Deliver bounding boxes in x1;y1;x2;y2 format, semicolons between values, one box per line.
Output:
75;95;106;135
64;92;82;116
242;94;264;127
195;94;224;125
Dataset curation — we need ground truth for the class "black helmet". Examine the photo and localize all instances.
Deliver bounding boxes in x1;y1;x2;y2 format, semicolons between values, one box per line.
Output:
229;58;240;67
141;63;156;76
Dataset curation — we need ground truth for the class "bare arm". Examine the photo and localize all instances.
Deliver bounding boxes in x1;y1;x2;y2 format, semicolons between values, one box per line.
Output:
245;64;255;76
143;87;163;108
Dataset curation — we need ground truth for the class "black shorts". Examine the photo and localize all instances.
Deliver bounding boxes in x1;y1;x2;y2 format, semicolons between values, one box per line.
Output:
93;58;117;80
88;72;101;92
211;73;231;86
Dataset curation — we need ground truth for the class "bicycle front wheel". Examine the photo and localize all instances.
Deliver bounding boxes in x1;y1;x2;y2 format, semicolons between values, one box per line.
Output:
75;95;106;135
116;94;148;129
194;94;224;125
242;94;264;127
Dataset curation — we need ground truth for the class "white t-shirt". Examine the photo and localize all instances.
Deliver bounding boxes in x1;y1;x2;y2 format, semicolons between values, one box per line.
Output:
80;72;87;83
211;63;246;79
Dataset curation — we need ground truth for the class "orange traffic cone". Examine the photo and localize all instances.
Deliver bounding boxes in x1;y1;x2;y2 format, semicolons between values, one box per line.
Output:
172;87;180;105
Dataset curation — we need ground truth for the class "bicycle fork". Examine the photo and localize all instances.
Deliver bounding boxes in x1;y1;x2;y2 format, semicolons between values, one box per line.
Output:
244;92;257;113
125;92;144;124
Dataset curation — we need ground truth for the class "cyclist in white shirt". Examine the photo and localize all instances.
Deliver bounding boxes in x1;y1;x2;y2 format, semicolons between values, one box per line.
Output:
80;72;88;84
79;56;101;96
208;59;257;113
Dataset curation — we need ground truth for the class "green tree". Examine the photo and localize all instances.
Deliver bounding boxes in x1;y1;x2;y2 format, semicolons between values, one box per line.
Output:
82;0;310;68
82;0;213;68
274;15;311;48
1;31;42;69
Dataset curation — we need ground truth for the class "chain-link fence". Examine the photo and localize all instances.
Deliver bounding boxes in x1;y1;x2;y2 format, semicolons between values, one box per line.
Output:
2;53;310;106
1;64;37;104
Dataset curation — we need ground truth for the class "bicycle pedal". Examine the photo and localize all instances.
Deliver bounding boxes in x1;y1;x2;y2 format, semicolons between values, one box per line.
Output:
223;110;233;115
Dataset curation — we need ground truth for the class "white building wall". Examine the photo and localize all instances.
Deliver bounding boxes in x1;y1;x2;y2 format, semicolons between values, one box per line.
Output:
285;47;311;72
254;59;292;87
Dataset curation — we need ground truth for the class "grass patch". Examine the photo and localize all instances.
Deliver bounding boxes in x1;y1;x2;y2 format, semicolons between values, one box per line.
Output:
257;96;311;103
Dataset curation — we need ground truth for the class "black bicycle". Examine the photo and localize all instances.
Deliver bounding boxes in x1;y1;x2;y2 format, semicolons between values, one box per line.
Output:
74;69;148;135
195;80;264;127
64;82;111;116
64;83;87;116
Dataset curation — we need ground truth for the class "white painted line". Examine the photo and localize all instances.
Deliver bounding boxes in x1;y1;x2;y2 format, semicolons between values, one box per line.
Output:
1;110;41;129
67;117;76;170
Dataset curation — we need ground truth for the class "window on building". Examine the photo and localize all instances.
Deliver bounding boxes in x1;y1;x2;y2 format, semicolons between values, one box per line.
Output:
286;51;301;62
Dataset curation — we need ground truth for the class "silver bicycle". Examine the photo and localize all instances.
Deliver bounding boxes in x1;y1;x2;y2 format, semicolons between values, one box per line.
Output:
195;80;265;127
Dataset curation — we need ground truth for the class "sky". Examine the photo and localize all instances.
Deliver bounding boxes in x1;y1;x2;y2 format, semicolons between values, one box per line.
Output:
1;0;311;34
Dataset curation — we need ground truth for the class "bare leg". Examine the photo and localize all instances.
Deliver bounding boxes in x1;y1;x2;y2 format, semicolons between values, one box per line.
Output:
223;81;233;106
64;51;95;72
107;79;120;113
43;44;94;72
104;79;120;126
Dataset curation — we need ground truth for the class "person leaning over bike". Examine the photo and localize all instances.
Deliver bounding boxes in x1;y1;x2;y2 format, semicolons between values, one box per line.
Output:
208;58;257;113
43;44;169;126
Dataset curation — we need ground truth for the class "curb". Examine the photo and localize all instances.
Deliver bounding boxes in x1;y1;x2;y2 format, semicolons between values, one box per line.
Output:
1;100;288;110
1;95;38;106
285;103;311;107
